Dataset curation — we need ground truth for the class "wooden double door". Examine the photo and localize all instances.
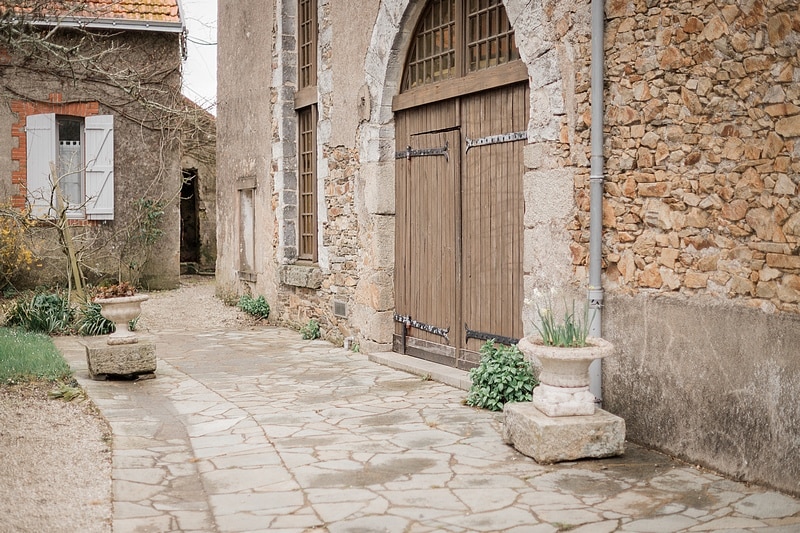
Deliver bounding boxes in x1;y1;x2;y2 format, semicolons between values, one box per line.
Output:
394;83;528;369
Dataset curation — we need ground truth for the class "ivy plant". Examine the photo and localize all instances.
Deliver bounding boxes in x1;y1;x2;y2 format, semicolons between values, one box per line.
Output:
466;340;538;412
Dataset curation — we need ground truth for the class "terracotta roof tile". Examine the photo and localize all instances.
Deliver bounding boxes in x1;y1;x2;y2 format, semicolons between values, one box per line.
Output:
64;1;181;24
2;1;182;26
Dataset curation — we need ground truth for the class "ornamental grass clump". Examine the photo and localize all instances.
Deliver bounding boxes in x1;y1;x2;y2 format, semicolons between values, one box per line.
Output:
6;291;75;334
531;289;592;348
76;301;115;336
466;340;538;412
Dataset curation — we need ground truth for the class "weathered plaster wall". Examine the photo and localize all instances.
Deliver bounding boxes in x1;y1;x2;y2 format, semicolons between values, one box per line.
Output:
265;0;382;344
0;101;15;201
216;0;276;304
604;294;800;496
329;3;380;148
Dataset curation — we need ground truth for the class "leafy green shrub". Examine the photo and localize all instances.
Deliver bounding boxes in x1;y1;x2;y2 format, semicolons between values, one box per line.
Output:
466;340;538;411
0;327;72;383
300;318;320;340
237;294;270;319
76;302;115;336
6;291;75;334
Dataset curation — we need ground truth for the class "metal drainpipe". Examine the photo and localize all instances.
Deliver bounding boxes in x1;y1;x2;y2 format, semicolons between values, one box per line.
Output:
588;0;605;403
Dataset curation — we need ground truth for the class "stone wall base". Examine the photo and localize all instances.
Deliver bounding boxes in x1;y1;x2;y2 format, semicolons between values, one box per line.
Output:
85;339;157;380
503;402;625;464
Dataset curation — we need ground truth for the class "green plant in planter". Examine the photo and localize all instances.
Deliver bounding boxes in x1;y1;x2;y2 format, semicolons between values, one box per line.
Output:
530;289;592;347
94;281;137;299
466;340;538;412
300;318;320;340
237;294;270;319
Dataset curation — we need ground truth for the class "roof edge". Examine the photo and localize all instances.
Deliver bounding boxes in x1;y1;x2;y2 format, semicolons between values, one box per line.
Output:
29;17;185;34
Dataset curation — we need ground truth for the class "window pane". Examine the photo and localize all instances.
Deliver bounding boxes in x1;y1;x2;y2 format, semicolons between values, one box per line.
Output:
402;0;520;90
298;0;317;88
401;0;456;90
57;118;83;209
239;188;255;271
466;0;519;73
298;105;317;261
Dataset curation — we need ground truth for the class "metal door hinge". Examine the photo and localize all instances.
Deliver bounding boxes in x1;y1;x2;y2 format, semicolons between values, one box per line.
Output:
465;131;527;153
395;141;449;161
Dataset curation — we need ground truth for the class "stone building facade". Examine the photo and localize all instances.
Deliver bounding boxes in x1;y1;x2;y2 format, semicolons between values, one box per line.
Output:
0;2;189;290
217;0;800;495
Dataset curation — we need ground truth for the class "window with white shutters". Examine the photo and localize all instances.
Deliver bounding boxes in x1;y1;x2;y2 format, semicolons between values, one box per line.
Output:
26;113;114;220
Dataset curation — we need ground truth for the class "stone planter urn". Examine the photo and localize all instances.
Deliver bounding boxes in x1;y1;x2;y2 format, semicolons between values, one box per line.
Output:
517;335;614;417
96;294;149;345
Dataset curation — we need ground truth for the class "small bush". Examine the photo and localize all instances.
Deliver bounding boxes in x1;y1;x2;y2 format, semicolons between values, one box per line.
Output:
466;340;538;412
237;294;270;319
300;318;320;340
76;302;115;336
6;291;75;334
0;207;34;290
0;327;72;383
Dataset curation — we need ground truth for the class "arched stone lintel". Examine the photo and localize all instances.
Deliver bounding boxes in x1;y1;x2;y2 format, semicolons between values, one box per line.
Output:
357;0;573;348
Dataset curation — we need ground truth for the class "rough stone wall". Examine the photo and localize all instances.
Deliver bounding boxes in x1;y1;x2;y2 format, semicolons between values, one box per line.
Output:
508;0;593;332
0;30;183;290
588;0;800;312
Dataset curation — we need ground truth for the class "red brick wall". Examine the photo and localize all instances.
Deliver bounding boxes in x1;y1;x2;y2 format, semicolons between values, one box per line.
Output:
10;94;99;211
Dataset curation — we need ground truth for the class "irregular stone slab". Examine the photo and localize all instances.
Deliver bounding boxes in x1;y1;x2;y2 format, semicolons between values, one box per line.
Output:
503;402;625;464
85;339;156;380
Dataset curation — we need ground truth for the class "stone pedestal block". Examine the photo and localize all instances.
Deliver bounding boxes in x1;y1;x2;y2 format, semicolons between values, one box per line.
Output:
85;339;156;380
503;402;625;464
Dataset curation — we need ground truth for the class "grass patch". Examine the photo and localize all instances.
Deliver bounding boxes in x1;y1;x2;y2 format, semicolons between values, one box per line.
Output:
0;327;72;384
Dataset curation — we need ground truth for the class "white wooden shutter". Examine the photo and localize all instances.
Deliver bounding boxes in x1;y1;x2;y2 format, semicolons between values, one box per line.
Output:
85;114;114;220
25;113;57;218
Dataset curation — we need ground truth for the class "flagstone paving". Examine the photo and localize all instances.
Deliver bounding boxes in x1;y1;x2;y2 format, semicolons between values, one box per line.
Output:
56;327;800;533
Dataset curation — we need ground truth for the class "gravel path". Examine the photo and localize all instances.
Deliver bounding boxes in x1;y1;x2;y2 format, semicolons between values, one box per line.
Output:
0;384;112;532
0;276;250;532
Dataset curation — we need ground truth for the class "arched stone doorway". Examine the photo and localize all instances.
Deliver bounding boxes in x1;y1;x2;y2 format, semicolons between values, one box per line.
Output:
391;0;528;369
358;0;572;356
